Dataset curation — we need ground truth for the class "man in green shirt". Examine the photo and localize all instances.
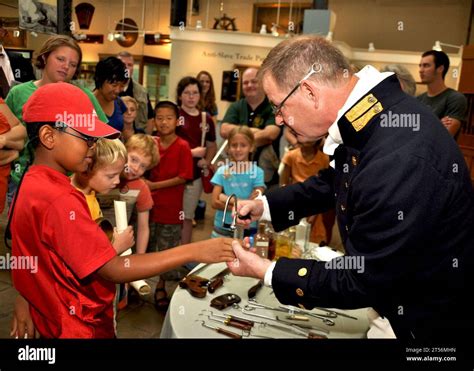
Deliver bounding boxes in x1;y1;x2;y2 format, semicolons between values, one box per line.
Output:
221;67;281;187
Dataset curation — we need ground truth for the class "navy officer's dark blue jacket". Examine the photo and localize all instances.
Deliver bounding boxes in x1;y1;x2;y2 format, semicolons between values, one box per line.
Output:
267;74;474;340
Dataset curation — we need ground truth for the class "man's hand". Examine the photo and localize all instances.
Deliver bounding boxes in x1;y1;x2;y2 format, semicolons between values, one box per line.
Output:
10;295;37;339
226;240;271;279
235;199;264;225
441;116;461;137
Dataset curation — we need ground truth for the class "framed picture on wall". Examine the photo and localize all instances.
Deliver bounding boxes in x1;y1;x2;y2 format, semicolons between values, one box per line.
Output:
19;0;72;35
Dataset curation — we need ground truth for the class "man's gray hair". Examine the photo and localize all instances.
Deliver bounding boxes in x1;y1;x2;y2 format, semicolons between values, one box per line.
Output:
259;35;351;90
380;64;416;96
117;51;133;59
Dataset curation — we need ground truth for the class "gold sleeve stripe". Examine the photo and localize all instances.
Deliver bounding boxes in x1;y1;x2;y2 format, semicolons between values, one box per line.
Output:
352;102;383;132
344;94;378;122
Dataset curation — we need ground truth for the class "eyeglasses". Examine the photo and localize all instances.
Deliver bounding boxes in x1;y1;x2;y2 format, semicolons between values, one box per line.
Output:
55;126;99;148
270;62;322;117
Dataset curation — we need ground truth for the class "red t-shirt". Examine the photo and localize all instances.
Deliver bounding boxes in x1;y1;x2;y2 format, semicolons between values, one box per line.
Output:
176;109;216;179
119;178;153;212
0;99;11;213
11;165;117;338
149;136;193;224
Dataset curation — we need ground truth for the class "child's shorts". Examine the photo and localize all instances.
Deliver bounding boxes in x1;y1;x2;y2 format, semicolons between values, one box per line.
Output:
148;222;188;281
182;178;203;220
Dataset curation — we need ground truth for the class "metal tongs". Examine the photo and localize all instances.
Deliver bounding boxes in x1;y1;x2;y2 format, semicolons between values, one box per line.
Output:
222;193;250;240
245;299;336;326
200;311;253;335
238;309;328;338
196;320;242;339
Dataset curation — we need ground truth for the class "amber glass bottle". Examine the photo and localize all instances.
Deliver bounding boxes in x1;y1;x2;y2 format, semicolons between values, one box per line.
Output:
255;222;269;258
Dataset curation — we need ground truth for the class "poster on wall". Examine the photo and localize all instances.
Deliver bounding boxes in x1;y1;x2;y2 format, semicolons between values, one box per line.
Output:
19;0;72;35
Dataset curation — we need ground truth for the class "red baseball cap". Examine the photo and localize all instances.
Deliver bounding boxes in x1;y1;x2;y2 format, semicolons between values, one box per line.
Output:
23;82;120;139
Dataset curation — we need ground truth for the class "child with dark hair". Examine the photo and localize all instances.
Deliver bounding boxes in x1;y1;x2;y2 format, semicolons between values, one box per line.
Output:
93;57;129;132
9;84;234;338
144;100;194;310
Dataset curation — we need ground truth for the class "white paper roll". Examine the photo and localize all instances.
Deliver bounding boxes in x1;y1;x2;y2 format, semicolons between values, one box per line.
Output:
120;248;132;256
130;280;152;296
114;200;128;233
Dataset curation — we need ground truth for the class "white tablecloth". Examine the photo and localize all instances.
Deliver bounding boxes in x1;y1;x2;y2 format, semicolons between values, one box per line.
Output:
160;262;370;339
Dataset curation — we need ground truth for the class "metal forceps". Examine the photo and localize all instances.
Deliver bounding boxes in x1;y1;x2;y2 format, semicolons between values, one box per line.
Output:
246;299;336;326
315;307;358;321
198;312;252;335
195;320;242;339
278;305;336;326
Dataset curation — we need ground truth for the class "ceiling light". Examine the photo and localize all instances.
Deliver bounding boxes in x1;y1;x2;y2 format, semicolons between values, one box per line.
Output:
432;41;442;51
432;40;462;52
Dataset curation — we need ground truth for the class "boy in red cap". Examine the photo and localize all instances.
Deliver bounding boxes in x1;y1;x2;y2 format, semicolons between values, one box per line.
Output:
9;82;234;338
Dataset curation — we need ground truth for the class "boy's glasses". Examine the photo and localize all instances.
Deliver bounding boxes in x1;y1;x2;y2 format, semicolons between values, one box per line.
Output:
55;126;99;148
270;62;322;117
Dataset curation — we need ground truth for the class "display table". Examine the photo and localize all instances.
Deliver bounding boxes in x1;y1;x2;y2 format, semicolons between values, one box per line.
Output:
160;260;370;339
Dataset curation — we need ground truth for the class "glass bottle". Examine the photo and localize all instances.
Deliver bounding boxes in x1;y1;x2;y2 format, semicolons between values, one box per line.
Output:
266;222;276;260
275;228;292;260
295;218;311;253
254;222;269;258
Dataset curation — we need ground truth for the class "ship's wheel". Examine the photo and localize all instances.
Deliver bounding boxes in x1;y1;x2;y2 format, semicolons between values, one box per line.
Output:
213;13;237;31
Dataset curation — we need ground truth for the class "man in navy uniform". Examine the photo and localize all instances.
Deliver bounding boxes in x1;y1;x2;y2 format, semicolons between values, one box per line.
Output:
227;35;474;341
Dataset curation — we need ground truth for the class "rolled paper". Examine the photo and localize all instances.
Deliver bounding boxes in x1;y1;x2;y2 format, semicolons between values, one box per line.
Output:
113;201;149;293
201;111;207;147
130;280;152;296
211;139;228;165
114;200;128;233
114;200;132;257
121;247;132;256
121;249;151;294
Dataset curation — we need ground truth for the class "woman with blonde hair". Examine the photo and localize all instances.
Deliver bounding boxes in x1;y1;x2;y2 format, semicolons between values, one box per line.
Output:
5;35;108;204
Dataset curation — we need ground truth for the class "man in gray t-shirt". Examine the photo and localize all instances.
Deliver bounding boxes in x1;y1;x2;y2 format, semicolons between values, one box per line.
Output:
417;50;467;139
